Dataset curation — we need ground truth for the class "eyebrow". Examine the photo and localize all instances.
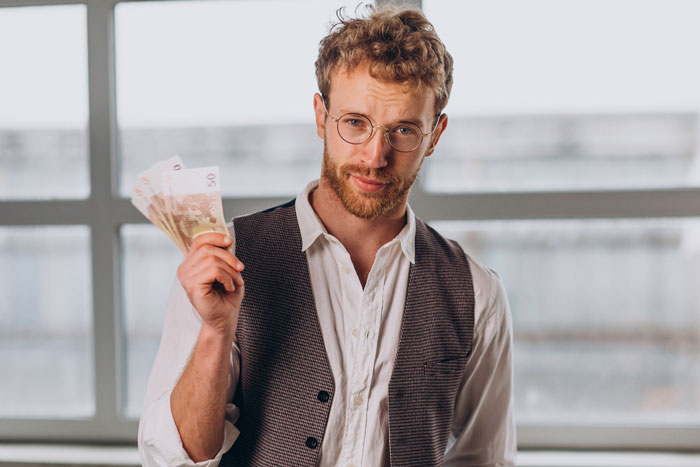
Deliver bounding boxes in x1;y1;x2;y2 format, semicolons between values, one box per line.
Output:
397;119;425;127
338;109;426;127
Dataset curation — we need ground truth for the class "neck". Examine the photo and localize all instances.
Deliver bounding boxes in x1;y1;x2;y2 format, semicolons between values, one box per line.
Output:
309;178;408;284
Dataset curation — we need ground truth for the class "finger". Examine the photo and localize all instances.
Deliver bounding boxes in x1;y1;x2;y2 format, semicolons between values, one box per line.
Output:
194;258;244;290
212;267;244;294
178;251;242;290
190;232;233;253
213;268;245;294
214;269;236;293
189;256;240;288
191;244;244;272
231;269;244;288
192;266;235;294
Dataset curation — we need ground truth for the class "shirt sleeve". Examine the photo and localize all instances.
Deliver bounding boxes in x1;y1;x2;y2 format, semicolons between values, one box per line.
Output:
138;224;242;467
442;259;517;467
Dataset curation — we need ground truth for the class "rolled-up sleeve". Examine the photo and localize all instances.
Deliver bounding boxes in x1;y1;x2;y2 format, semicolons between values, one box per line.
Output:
443;259;517;467
137;271;241;466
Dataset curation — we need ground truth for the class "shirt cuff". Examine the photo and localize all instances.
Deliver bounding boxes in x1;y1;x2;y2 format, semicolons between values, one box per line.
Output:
138;388;240;467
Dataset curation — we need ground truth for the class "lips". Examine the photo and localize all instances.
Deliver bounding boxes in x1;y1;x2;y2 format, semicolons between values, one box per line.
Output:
350;174;387;192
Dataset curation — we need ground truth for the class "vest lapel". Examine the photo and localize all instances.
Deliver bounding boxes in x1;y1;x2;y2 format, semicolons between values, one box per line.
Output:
387;219;475;466
222;202;336;466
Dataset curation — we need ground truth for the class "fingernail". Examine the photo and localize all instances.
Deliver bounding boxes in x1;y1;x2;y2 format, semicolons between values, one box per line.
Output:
237;262;244;269
224;237;232;244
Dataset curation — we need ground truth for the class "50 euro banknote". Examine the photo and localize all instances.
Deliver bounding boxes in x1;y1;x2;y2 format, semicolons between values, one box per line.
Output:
130;156;229;254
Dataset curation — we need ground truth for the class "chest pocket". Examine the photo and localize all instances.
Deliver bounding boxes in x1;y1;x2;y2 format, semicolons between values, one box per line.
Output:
424;354;470;378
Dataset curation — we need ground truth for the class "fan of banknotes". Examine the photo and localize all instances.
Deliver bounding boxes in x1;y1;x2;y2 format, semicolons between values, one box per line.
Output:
130;156;229;254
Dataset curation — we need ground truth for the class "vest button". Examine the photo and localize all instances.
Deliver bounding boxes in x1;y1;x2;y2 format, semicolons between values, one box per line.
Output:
306;437;319;449
317;390;330;403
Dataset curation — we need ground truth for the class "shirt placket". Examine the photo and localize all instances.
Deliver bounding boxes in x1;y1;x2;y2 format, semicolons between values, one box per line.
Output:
339;247;388;467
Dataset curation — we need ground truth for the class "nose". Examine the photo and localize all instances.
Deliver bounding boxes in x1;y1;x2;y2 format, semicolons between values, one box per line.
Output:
361;127;391;168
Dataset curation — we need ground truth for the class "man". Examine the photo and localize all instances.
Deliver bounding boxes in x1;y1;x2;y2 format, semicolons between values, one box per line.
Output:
138;5;515;467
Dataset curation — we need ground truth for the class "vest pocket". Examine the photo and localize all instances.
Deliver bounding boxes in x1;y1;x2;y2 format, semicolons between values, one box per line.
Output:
423;354;470;377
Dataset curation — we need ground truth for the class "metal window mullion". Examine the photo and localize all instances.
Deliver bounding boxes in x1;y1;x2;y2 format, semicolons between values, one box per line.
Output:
0;0;145;6
0;0;85;7
409;185;700;221
378;0;422;9
0;418;136;442
518;424;700;451
86;0;124;436
0;201;90;225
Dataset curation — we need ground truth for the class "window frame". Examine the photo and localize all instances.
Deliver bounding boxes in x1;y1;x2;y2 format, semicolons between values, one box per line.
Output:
0;0;699;450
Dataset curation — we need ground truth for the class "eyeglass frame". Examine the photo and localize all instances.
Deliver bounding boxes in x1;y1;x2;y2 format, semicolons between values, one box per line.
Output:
321;96;443;153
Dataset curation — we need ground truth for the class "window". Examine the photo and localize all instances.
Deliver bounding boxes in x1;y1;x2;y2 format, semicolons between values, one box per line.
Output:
0;3;99;440
115;0;367;422
0;4;89;200
422;0;700;449
1;0;698;451
422;0;700;192
115;0;337;197
433;219;700;423
0;227;93;418
0;0;370;442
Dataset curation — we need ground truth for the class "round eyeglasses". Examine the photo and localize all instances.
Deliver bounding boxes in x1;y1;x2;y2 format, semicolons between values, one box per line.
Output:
322;99;442;153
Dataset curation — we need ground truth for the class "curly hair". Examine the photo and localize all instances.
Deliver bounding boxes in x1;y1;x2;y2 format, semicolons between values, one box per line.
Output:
315;4;453;114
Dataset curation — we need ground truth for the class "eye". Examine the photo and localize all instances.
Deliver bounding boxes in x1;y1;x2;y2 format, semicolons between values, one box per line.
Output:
393;125;418;136
340;115;369;130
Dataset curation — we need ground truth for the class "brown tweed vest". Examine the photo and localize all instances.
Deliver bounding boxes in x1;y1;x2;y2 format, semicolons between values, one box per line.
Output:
220;200;474;467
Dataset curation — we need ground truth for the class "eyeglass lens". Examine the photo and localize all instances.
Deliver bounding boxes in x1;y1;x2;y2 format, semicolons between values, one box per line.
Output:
337;113;423;152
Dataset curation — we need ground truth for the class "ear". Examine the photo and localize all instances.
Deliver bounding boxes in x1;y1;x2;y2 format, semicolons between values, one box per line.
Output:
424;114;448;158
313;93;326;140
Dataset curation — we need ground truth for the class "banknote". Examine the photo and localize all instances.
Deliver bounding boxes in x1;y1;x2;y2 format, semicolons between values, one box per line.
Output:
161;166;229;253
130;157;229;254
132;156;187;251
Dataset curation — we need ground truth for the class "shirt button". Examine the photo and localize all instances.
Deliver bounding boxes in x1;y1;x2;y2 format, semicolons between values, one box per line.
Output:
342;264;351;274
306;437;318;449
317;390;330;403
351;328;359;337
353;395;363;407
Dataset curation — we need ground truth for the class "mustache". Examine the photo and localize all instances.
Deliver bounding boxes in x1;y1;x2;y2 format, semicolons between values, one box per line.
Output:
341;164;398;184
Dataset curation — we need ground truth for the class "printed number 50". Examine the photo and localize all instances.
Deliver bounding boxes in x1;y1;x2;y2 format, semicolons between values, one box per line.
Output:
207;173;216;187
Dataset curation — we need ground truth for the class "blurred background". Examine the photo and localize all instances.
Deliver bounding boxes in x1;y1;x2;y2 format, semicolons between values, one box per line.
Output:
1;0;700;465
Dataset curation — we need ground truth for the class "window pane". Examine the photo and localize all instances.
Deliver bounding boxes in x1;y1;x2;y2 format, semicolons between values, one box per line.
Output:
0;227;93;417
422;0;700;192
432;218;700;423
0;5;89;200
121;224;181;418
116;0;369;198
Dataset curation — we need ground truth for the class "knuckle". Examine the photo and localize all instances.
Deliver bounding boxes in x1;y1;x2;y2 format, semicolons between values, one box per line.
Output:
190;236;205;250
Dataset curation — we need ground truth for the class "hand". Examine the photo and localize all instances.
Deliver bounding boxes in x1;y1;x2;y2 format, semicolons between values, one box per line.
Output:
177;232;245;338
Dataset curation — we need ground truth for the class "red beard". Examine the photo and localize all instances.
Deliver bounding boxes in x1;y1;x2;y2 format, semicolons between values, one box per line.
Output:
321;143;422;220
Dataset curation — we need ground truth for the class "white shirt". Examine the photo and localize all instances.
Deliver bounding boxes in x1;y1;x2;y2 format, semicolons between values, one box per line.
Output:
138;179;517;467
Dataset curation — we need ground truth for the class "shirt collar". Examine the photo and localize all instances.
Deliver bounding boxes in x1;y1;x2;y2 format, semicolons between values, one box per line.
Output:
294;179;416;264
295;179;327;252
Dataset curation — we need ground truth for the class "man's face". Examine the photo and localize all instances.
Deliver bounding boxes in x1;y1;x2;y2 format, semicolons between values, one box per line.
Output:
314;64;446;220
